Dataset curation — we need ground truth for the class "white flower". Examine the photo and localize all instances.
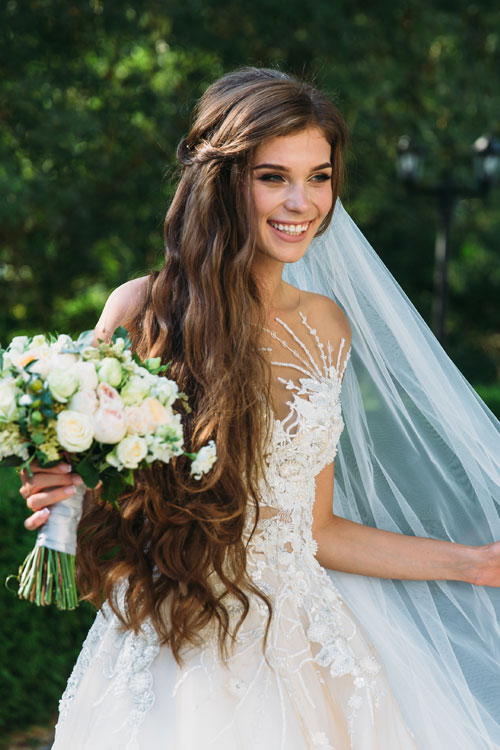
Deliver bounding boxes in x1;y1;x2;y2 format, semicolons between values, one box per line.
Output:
120;374;151;406
56;410;94;452
97;357;123;387
147;437;179;464
46;366;79;403
111;337;125;354
155;378;178;407
0;379;20;421
93;405;127;444
52;334;74;352
30;334;48;349
107;435;148;470
68;388;98;416
190;440;217;480
73;361;98;391
9;336;29;352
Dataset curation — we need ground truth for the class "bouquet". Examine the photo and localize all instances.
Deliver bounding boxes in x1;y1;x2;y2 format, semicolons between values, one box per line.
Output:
0;327;216;609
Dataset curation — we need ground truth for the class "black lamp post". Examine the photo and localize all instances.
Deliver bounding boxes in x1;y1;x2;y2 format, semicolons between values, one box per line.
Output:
396;134;500;347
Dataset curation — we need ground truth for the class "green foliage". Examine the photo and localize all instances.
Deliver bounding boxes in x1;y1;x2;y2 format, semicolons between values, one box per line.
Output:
0;467;94;739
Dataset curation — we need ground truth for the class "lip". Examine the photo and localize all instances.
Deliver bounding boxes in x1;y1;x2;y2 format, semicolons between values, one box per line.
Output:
267;219;313;242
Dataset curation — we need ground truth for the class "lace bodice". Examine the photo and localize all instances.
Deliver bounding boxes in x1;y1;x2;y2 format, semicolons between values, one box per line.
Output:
247;311;350;559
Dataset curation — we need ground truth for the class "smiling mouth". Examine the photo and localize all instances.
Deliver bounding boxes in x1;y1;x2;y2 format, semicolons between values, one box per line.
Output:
268;220;312;236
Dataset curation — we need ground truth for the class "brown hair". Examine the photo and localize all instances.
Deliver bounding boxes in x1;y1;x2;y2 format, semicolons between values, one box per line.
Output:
76;67;348;663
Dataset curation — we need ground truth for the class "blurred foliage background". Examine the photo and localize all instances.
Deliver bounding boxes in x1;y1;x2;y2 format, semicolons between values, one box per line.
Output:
1;0;499;742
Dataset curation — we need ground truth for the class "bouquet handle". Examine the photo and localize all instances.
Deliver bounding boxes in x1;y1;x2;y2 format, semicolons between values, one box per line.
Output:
16;483;86;609
37;483;86;555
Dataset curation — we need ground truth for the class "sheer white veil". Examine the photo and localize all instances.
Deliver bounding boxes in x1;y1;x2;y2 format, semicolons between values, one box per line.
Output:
284;199;500;749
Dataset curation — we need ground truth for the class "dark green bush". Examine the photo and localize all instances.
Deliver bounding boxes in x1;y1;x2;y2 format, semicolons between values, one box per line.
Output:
0;467;94;741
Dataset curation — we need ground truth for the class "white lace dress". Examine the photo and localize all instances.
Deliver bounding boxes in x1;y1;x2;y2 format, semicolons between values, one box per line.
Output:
52;313;418;750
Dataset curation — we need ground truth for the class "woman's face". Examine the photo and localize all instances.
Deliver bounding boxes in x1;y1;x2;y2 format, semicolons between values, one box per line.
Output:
251;127;333;265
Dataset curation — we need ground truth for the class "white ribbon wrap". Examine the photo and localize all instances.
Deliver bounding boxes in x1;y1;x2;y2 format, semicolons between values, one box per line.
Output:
36;483;86;556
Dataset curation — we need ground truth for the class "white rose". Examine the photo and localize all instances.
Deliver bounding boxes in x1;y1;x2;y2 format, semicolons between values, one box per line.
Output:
156;378;178;407
93;405;127;444
56;410;94;452
113;435;148;469
74;361;98;390
68;388;98;416
46;366;79;403
0;379;19;421
190;440;217;480
97;357;123;387
120;375;151;406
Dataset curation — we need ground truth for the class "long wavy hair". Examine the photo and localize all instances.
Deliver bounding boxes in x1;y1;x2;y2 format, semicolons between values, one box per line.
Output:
76;67;348;663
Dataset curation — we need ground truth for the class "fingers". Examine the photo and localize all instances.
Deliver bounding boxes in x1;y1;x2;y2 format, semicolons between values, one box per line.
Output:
25;481;83;512
19;470;81;501
20;461;72;484
24;507;50;531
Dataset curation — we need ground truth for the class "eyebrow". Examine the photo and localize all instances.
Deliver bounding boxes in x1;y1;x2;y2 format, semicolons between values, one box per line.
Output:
252;162;332;171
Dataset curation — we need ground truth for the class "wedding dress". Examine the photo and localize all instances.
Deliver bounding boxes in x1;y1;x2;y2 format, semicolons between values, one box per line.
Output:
51;312;419;750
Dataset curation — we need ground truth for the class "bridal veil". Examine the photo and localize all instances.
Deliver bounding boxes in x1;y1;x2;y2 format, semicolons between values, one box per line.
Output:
284;199;500;749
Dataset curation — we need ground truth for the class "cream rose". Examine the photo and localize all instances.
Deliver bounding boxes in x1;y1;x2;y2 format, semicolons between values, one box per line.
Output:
47;366;79;403
96;382;124;411
68;388;98;416
107;435;148;470
56;410;94;452
0;379;19;421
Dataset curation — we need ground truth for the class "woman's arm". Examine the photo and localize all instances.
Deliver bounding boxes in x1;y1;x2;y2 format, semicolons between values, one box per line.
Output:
312;461;500;587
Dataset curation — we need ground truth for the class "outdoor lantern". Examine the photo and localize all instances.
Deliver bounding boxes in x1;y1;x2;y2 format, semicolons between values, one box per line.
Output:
473;135;500;188
396;135;424;183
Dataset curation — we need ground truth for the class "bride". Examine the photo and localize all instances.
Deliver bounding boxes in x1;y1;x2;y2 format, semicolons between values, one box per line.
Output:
20;67;500;749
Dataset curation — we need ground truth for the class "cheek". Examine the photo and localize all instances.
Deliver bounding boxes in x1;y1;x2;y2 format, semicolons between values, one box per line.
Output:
252;183;275;222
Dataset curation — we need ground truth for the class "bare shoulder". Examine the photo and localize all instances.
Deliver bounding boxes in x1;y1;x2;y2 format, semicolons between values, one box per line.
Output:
93;275;150;345
299;289;352;348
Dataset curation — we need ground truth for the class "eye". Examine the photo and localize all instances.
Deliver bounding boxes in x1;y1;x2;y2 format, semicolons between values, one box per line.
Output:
310;173;331;183
257;173;286;183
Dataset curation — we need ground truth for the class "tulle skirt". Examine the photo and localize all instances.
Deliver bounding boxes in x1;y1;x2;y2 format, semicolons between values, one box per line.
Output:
52;554;418;749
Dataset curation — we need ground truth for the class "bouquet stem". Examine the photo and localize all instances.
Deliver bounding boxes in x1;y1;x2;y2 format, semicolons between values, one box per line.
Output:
17;544;78;609
13;484;85;610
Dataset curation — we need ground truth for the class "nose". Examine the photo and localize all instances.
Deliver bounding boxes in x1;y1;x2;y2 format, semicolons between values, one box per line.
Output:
283;182;312;214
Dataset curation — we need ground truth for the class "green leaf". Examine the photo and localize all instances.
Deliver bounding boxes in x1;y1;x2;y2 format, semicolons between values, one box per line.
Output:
100;471;126;505
112;326;132;349
74;457;101;488
123;469;135;487
31;432;46;445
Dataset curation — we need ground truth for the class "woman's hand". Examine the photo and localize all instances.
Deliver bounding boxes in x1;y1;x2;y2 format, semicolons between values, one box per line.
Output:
19;461;84;531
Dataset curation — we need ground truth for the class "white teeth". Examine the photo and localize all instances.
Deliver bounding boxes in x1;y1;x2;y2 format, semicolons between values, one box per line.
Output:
269;221;309;235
